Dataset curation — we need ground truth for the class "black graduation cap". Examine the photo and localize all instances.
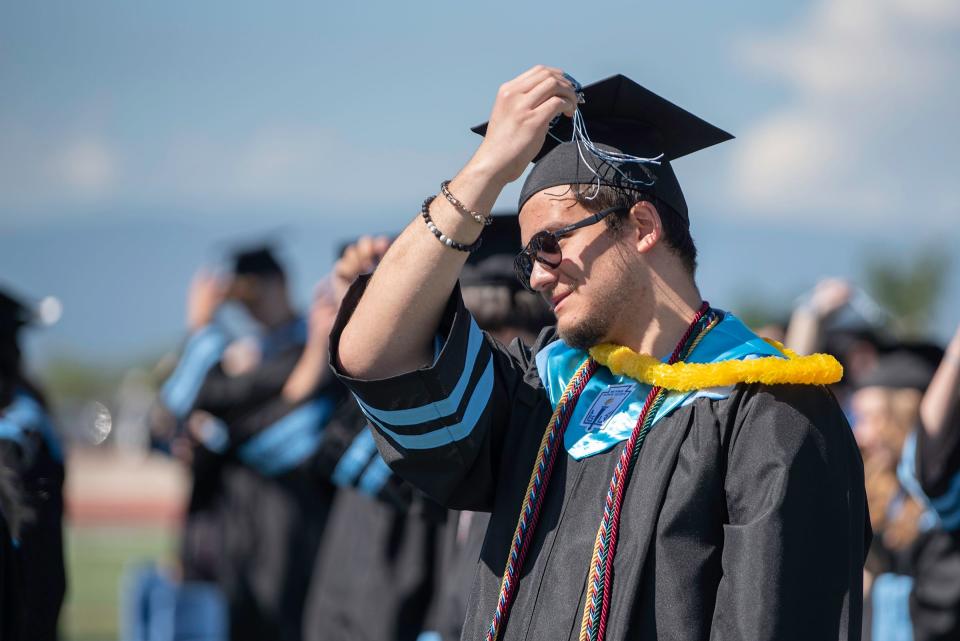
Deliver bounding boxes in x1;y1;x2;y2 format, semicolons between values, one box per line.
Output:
462;214;524;290
857;343;944;392
471;74;733;219
231;245;286;278
0;287;60;336
0;289;33;335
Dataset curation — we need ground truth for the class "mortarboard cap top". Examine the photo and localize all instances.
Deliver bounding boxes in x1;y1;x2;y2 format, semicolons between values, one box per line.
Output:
472;74;733;219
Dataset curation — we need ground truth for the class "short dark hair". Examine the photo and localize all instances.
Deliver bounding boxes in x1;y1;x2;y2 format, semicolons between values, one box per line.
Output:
573;185;698;275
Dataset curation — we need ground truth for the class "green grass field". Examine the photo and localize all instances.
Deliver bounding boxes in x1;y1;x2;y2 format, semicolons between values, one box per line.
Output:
62;524;177;641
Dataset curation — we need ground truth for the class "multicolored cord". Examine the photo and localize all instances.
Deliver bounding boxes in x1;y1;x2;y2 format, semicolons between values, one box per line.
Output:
579;304;717;641
486;357;599;641
486;302;716;641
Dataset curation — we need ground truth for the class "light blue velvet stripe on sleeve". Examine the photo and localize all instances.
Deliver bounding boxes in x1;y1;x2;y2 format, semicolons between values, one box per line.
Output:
237;397;334;477
198;416;230;454
359;355;494;450
331;428;378;487
0;390;60;462
357;454;393;496
898;430;960;530
0;418;29;449
160;326;229;419
354;318;485;426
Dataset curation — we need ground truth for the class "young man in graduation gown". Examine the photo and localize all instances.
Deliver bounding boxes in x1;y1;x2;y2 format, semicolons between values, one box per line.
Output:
330;67;870;641
0;289;65;641
150;246;333;641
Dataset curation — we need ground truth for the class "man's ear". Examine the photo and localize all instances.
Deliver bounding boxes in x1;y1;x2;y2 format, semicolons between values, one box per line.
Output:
629;200;662;254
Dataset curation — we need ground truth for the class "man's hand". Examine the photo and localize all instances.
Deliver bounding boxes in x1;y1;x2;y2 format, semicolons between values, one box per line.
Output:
331;235;391;303
283;236;392;402
187;270;226;332
466;65;579;185
338;67;574;380
808;278;853;320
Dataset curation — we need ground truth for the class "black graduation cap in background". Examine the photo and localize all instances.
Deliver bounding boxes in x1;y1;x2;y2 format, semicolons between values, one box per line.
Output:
462;214;524;290
472;74;733;220
0;287;61;337
231;244;286;278
0;289;33;335
857;343;945;392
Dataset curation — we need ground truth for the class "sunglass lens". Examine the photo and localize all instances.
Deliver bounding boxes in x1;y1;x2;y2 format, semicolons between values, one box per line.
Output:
514;253;534;291
536;234;561;266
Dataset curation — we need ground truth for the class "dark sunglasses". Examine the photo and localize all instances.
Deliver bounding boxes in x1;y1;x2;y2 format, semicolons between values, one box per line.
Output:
513;205;627;291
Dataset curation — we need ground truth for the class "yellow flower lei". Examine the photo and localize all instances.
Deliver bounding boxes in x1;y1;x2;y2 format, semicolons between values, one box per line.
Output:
588;340;843;392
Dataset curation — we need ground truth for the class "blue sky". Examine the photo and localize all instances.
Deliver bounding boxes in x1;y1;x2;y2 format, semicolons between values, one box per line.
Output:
1;0;958;367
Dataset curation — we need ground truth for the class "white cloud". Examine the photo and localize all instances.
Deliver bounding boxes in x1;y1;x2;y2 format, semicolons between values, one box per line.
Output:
49;137;118;196
0;121;456;226
729;0;960;227
0;126;120;214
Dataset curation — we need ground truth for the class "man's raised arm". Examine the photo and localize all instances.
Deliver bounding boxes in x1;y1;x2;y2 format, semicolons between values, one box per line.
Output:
336;65;577;379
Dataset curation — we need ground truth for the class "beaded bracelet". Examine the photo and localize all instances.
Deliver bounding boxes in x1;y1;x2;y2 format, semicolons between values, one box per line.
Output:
421;196;483;253
440;180;493;226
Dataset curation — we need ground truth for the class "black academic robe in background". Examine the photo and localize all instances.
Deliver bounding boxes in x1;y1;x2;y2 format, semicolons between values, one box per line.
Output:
193;366;340;641
15;442;65;641
157;318;337;641
304;488;445;641
426;510;491;641
303;399;446;641
865;401;960;641
179;343;306;583
0;389;65;641
0;457;24;641
331;277;870;641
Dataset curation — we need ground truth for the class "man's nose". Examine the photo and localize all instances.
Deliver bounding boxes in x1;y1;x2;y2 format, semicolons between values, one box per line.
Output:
529;259;558;292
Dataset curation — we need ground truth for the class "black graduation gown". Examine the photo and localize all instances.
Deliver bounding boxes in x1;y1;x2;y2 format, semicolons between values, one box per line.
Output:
330;276;870;641
0;390;65;641
865;401;960;641
177;344;306;583
302;399;445;641
156;318;332;641
304;488;445;641
0;456;25;641
195;365;337;641
427;510;492;641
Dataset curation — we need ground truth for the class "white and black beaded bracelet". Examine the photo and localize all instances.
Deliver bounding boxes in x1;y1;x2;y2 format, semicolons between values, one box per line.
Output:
421;195;483;253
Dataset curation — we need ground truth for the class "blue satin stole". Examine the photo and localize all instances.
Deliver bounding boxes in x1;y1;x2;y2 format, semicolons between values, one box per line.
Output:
534;311;785;460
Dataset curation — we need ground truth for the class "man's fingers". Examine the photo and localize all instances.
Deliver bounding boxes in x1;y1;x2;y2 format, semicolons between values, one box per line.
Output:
523;74;578;113
530;95;577;127
334;235;390;285
504;65;564;98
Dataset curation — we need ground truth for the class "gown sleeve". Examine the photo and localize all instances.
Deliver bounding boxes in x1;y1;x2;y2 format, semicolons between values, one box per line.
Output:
329;274;534;512
709;384;869;641
908;402;960;530
158;325;230;419
191;347;302;418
